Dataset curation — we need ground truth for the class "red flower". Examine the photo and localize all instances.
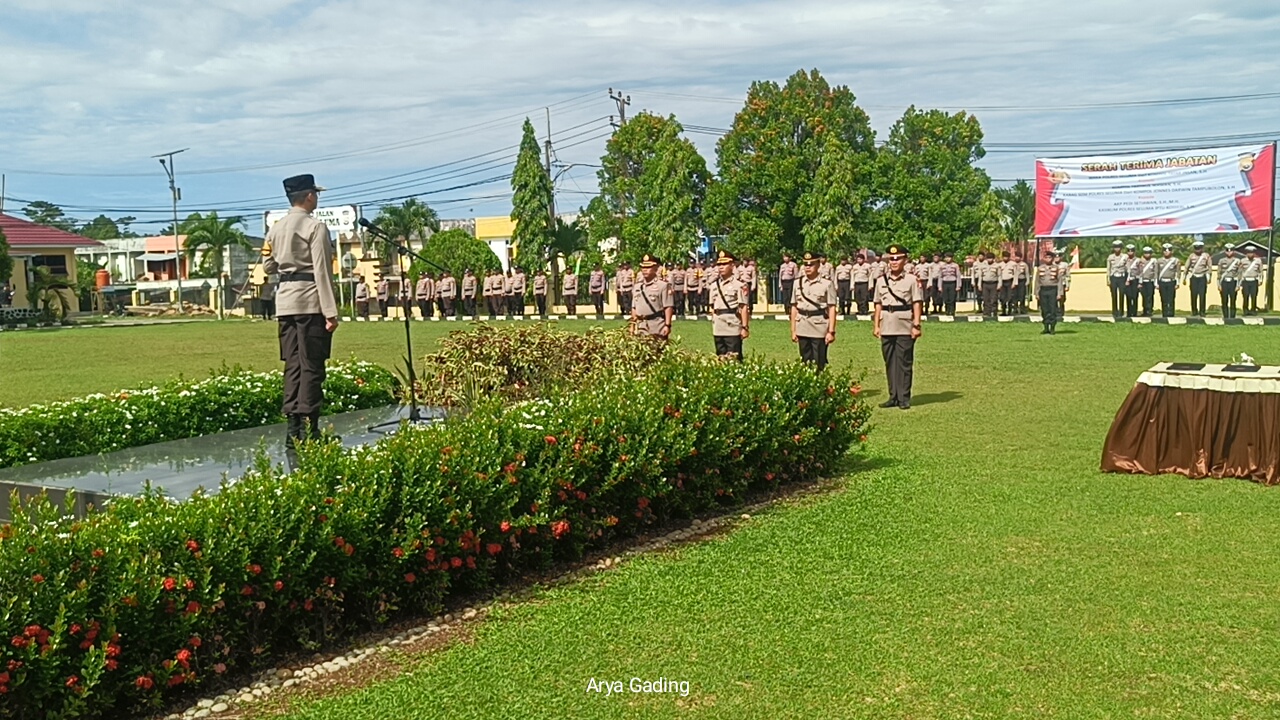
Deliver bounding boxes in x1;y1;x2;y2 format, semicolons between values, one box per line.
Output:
91;548;105;559
177;649;191;664
105;659;118;671
135;675;154;690
31;574;44;584
189;636;202;648
241;585;254;596
466;556;476;569
186;539;200;552
499;521;511;533
850;385;862;396
303;599;314;612
184;578;195;591
23;625;40;638
486;543;503;556
247;563;262;575
105;644;121;658
859;434;868;443
333;536;346;547
404;572;416;584
274;580;284;592
551;520;571;539
323;497;335;505
544;435;558;445
8;637;24;649
605;515;619;527
69;623;82;635
344;543;355;557
65;675;80;688
6;661;22;672
317;514;328;523
637;497;650;510
425;548;437;563
213;663;227;674
0;672;8;685
162;577;177;592
449;557;463;569
167;675;185;688
392;547;405;558
185;601;201;615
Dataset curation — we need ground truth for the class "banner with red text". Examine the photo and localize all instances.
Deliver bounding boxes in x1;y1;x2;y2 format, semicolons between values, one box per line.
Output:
1035;143;1275;237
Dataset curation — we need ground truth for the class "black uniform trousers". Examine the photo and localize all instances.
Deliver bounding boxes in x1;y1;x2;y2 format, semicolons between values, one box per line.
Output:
880;334;915;407
1220;280;1238;318
1038;286;1059;332
417;299;432;319
535;294;547;315
1243;279;1260;314
279;314;331;416
1140;281;1155;317
1158;280;1177;317
714;334;744;362
941;281;959;316
673;290;685;315
592;291;605;314
981;281;999;317
1189;276;1208;316
798;336;829;372
837;280;852;315
356;300;369;319
464;297;476;317
1124;280;1139;317
442;298;455;317
854;282;870;315
619;291;633;315
565;294;578;315
780;280;794;308
378;299;389;318
1013;283;1027;313
1109;276;1125;317
998;280;1014;315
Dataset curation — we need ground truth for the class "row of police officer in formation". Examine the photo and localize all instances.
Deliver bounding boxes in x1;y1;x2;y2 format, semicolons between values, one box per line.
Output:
1103;239;1267;319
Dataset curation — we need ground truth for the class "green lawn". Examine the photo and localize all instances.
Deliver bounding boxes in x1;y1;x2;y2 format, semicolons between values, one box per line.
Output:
7;320;1280;717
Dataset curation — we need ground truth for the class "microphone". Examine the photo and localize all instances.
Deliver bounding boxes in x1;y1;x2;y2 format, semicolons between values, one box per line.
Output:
358;217;386;237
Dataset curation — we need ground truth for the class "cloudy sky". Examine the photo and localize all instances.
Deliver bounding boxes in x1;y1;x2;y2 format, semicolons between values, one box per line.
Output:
2;0;1278;232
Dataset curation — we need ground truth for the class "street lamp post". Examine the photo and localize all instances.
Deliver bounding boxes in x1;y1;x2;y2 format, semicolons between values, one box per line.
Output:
154;148;189;313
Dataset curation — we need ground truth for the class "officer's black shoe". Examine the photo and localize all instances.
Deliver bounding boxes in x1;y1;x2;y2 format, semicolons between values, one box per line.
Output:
879;400;898;409
285;414;305;449
899;403;911;411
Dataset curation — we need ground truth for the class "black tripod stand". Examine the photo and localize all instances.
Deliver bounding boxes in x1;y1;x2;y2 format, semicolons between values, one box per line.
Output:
358;218;451;433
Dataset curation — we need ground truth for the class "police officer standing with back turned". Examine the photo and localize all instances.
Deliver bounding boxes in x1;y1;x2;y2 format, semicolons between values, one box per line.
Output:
791;252;837;372
873;244;922;410
1156;244;1179;317
710;250;749;361
1138;246;1156;317
1183;239;1211;317
1106;239;1127;318
1241;247;1264;315
263;174;339;446
462;268;478;318
533;269;548;316
1218;243;1242;319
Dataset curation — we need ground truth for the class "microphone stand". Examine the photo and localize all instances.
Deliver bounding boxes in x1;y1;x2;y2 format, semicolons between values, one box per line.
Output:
361;222;452;434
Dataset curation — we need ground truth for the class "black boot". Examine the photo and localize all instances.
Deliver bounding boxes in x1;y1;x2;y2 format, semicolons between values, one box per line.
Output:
307;412;323;441
286;414;305;448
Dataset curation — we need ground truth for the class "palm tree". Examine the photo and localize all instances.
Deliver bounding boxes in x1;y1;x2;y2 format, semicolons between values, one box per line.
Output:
374;199;440;248
184;213;252;319
993;180;1035;243
26;266;73;321
547;217;588;302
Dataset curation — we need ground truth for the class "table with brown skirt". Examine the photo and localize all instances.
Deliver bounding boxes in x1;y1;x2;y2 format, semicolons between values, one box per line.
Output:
1101;362;1280;484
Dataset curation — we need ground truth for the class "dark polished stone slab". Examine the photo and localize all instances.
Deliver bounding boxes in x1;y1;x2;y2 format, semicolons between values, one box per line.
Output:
0;405;441;522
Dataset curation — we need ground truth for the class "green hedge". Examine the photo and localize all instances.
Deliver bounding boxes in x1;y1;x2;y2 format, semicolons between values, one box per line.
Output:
0;356;869;718
0;361;398;469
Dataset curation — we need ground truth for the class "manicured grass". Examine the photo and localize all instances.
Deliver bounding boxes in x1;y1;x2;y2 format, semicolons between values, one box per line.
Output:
8;318;1280;716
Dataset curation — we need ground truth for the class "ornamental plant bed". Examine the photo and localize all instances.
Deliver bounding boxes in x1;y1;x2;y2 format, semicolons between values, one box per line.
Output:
0;355;869;719
0;361;397;470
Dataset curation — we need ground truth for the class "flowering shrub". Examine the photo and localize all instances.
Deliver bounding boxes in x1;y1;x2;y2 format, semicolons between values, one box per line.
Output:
0;355;869;718
418;324;664;407
0;361;397;469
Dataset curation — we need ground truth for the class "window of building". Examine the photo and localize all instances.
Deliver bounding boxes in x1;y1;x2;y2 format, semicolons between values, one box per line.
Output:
29;255;70;277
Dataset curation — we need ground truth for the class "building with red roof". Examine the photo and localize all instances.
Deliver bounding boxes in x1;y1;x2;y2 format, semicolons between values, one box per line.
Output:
0;213;103;312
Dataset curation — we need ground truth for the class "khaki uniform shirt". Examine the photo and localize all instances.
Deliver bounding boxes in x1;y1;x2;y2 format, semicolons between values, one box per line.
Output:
1106;252;1129;278
873;272;922;336
1014;261;1029;283
632;278;673;335
615;269;634;294
870;261;885;281
376;280;389;301
792;275;836;338
925;262;941;283
533;275;547;295
852;262;871;283
437;276;456;299
819;261;834;281
1184;252;1212;281
589;270;606;293
1034;262;1064;294
415;277;431;300
1125;255;1141;281
512;272;526;294
686;269;703;293
778;261;798;282
503;276;514;295
710;275;746;336
354;282;369;302
978;261;999;283
263;207;339;318
999;261;1016;281
563;273;578;295
835;263;852;281
938;262;961;286
462;275;477;298
1219;255;1242;282
670;268;685;290
1241;258;1264;281
1139;258;1157;282
1157;256;1180;281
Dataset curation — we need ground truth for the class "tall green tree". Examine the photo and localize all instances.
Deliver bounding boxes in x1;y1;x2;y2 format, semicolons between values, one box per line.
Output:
183;213;252;319
585;112;709;264
705;68;876;264
797;134;877;258
79;215;122;241
22;201;77;232
373;198;440;248
0;228;12;287
874;106;991;257
992;179;1036;244
160;212;204;238
409;228;502;279
511;118;554;268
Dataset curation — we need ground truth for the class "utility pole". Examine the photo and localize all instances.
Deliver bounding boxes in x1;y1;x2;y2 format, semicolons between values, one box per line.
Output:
154;148;189;314
544;107;556;226
608;88;631;256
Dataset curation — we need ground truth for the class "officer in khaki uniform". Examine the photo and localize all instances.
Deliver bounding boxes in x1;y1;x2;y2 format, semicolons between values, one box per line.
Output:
262;174;339;445
562;268;579;315
873;244;922;410
1241;247;1264;315
710;249;749;361
462;269;478;318
615;263;635;315
1218;244;1242;319
511;267;527;317
1156;243;1180;317
1182;240;1212;317
415;272;434;319
631;254;674;340
533;270;548;316
790;252;838;372
1034;248;1065;335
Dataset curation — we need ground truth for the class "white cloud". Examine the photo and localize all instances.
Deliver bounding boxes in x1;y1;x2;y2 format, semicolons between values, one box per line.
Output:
1;0;1278;222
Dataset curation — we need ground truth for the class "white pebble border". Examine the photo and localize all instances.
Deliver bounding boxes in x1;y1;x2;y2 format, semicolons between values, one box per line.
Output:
162;492;810;718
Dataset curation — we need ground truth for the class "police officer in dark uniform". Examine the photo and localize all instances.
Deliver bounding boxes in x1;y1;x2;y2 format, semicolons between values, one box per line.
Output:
262;174;339;445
